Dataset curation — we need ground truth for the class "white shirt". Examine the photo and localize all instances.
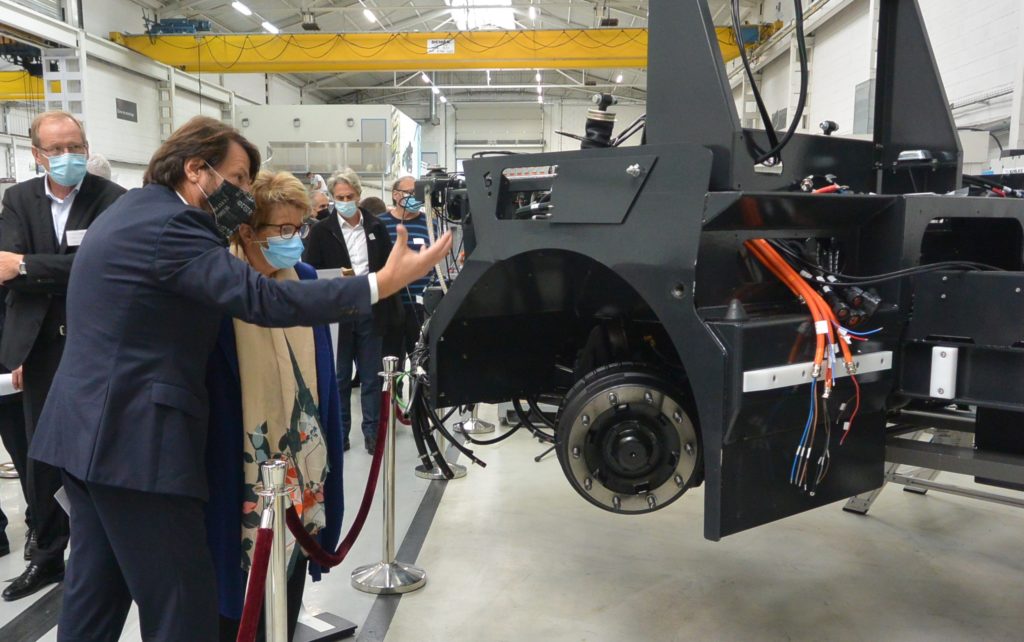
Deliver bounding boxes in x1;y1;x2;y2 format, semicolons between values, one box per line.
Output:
44;177;83;245
173;189;380;305
338;211;370;276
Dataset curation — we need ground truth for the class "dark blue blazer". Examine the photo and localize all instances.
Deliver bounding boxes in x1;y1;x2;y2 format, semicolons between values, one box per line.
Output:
205;263;344;619
29;184;370;500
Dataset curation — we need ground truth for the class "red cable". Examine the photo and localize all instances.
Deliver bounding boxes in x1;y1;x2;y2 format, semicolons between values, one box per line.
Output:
287;390;391;568
840;375;861;445
235;527;274;642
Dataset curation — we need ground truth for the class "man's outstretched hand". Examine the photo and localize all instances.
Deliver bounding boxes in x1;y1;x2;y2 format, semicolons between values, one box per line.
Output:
375;225;453;300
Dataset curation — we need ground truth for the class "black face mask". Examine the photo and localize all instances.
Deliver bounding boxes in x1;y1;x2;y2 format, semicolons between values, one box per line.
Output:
201;164;256;239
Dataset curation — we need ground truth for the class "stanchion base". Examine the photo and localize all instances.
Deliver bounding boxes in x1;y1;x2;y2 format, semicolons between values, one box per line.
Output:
294;610;357;641
415;462;467;480
454;418;495;435
351;560;426;595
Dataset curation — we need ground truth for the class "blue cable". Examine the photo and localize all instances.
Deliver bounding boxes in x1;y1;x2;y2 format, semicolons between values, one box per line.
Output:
791;379;817;484
842;326;883;336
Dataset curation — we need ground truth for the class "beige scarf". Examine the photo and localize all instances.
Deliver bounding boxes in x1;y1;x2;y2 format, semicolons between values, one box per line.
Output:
230;243;328;570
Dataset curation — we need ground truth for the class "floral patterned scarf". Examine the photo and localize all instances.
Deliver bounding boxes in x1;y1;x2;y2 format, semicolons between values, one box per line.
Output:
229;243;329;571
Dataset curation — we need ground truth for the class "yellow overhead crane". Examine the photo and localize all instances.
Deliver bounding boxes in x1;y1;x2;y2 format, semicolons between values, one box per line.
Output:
0;71;60;101
108;26;764;75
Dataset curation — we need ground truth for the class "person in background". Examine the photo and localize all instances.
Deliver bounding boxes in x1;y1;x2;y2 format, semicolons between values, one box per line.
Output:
311;190;332;221
205;171;343;641
381;175;436;363
86;153;112;181
305;171;328;194
0;110;125;601
359;196;388;217
303;169;401;454
28;115;451;641
0;296;26;561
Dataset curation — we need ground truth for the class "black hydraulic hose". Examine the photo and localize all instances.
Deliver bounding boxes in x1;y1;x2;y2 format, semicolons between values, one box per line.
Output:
512;398;555;443
415;400;455;479
527;396;557;430
406;379;438;471
731;0;780;157
462;422;524;446
421;396;487;468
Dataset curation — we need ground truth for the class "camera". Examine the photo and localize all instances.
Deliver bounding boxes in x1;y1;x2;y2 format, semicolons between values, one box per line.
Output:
415;167;469;223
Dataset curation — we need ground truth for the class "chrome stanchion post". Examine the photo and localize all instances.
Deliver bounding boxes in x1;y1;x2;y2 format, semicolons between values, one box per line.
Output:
454;403;495;435
257;458;290;642
351;356;427;594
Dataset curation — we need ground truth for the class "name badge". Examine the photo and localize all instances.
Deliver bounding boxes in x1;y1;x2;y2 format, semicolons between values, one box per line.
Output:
415;295;425;305
413;237;426;246
65;229;87;247
368;233;376;240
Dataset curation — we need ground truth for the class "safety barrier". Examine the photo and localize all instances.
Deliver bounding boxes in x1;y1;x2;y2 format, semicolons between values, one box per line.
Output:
235;355;425;641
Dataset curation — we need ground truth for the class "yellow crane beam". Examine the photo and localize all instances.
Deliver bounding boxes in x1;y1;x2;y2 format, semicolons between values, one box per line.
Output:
0;71;59;101
109;27;752;75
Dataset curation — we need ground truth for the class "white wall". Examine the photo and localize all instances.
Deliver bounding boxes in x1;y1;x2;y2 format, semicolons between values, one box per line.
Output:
221;74;265;106
83;0;147;37
84;60;162;169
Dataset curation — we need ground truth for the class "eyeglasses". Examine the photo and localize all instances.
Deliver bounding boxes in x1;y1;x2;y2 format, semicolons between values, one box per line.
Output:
260;222;311;240
37;144;88;156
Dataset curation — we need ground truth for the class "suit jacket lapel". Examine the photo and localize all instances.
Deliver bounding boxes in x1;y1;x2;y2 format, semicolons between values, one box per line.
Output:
33;178;58;254
325;214;352;267
60;174;98;254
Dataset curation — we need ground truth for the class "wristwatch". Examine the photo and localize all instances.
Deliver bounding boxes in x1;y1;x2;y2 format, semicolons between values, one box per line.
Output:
17;260;26;276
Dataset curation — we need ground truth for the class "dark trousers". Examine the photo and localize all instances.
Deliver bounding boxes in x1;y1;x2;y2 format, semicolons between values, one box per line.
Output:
22;322;68;567
218;555;308;642
382;303;425;366
0;398;30;539
336;315;383;443
58;472;218;642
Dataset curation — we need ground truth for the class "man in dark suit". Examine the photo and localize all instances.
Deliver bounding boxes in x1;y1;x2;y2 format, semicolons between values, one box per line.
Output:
0;287;27;561
28;116;450;642
303;168;402;454
0;110;125;601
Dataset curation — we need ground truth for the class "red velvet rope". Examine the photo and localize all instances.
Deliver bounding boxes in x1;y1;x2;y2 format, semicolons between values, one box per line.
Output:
235;526;274;642
286;390;390;569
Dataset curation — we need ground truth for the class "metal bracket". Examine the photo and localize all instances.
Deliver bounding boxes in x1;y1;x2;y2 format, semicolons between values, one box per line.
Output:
742;350;893;393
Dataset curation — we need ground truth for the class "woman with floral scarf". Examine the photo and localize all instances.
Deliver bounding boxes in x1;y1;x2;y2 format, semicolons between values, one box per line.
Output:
204;171;344;641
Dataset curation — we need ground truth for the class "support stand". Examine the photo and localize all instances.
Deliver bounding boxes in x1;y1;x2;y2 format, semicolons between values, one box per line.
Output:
454;404;495;435
254;458;295;642
352;356;428;595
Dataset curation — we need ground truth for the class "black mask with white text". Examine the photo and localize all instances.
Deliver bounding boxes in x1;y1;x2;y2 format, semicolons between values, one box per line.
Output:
200;164;256;239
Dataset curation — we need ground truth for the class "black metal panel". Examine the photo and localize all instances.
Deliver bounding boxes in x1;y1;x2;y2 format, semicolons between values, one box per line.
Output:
645;0;739;175
873;0;961;193
976;408;1024;491
906;272;1024;347
549;153;658;225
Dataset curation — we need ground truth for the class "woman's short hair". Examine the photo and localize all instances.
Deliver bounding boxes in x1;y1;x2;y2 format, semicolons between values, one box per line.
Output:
250;171;310;229
360;196;388;217
327;168;362;197
144;116;260;188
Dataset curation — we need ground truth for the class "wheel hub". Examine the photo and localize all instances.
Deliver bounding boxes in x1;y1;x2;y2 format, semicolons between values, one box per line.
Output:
557;377;700;515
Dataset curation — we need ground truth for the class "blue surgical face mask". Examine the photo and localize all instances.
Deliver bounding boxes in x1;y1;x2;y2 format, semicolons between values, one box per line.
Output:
260;235;305;270
47;153;88;187
401;195;423;213
336;200;358;218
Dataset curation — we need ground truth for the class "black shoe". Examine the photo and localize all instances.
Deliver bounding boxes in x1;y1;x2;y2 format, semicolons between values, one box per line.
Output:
365;437;377;454
343;438;351;452
2;562;64;601
23;528;35;561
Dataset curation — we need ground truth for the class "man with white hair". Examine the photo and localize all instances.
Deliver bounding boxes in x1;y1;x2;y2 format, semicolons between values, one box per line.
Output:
86;153;112;181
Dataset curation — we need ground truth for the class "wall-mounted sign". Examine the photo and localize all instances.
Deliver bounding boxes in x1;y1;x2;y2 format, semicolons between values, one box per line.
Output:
115;98;138;123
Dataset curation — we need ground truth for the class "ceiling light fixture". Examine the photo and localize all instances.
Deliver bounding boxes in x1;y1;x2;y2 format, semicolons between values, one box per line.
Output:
363;8;377;23
528;6;537;20
440;95;448;104
536;85;542;94
231;1;252;16
421;72;431;83
615;73;624;83
262;21;279;34
432;86;441;94
537;95;543;104
535;71;541;82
